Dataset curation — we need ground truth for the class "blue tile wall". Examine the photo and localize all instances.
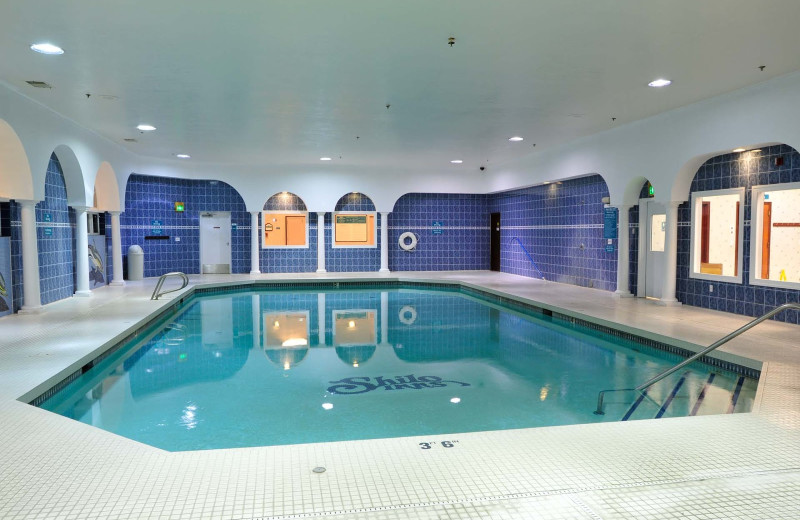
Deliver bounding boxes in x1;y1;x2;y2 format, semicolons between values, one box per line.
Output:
389;193;490;271
327;193;380;272
675;144;800;324
260;193;317;273
9;201;22;312
489;175;616;290
263;192;307;212
36;155;76;305
121;175;250;277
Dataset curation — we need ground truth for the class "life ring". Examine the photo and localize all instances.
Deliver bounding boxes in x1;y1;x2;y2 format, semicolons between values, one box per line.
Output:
399;305;417;325
398;232;417;251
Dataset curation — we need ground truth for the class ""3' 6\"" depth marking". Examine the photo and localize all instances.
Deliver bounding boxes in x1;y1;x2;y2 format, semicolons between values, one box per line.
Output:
419;440;459;450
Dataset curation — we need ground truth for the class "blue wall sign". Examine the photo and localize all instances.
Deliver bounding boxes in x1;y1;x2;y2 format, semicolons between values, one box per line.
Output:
432;221;443;235
603;207;618;239
43;227;53;236
43;213;52;222
231;222;238;230
151;219;163;235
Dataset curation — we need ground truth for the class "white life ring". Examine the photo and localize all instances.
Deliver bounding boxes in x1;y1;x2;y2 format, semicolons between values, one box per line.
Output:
398;232;417;251
399;305;417;325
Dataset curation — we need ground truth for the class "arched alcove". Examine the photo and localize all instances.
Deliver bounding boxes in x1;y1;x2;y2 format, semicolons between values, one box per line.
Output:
51;145;88;208
0;119;34;200
93;161;121;212
263;192;307;211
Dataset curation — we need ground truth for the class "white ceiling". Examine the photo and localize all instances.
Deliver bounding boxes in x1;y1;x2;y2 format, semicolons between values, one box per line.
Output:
2;0;800;174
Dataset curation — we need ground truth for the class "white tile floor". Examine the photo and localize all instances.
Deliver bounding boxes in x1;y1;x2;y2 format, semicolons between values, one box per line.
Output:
0;271;798;519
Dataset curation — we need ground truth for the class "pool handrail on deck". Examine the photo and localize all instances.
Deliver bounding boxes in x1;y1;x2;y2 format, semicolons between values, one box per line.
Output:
594;302;800;415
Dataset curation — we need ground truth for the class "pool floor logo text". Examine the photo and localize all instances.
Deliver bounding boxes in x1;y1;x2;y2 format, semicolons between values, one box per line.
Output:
327;374;470;395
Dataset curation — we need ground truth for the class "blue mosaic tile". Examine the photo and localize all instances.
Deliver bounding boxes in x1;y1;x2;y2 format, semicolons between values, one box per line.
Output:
669;145;800;323
121;175;250;277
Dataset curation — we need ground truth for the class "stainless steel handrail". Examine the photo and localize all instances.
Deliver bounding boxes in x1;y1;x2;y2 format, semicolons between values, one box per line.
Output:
594;302;800;415
150;272;189;300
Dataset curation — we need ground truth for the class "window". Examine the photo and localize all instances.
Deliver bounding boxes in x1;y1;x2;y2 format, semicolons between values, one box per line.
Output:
333;212;376;248
689;188;744;283
750;182;800;289
261;211;308;248
87;212;101;235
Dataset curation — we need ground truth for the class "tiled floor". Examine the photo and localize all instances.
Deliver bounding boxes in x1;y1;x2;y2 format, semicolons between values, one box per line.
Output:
0;271;798;519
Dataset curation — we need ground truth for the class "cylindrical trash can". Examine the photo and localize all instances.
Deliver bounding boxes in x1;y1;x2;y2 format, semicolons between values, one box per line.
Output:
127;245;144;281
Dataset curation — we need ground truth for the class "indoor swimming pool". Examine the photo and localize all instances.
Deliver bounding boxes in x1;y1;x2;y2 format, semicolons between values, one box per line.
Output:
37;284;758;451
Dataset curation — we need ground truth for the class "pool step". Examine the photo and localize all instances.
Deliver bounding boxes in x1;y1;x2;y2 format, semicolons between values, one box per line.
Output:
618;373;752;421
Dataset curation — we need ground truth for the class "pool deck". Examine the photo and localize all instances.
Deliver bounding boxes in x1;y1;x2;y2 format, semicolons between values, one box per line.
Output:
1;271;798;519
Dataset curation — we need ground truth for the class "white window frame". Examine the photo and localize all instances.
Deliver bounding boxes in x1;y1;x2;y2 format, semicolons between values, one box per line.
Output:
332;211;377;249
261;211;309;249
749;181;800;290
87;212;101;236
688;187;745;284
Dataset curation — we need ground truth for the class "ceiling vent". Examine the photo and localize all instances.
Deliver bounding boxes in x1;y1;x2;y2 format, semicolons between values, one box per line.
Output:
123;138;138;143
26;80;52;89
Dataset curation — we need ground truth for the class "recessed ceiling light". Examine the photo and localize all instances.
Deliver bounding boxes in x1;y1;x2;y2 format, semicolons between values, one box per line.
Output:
508;136;524;142
175;154;190;159
648;78;672;88
732;148;746;153
320;157;332;161
750;149;762;153
136;124;156;131
450;160;463;164
30;43;64;55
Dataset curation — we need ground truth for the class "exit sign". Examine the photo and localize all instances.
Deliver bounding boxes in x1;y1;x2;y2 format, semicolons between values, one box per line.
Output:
174;202;185;212
648;185;655;196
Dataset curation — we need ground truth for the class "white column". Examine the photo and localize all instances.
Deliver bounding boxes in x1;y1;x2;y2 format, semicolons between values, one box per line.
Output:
19;200;42;312
74;206;91;296
659;201;682;306
379;212;389;273
109;211;125;286
316;212;326;273
614;205;632;297
250;211;261;275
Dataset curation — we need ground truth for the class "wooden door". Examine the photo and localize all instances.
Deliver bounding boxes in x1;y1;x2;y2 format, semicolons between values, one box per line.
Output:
285;215;306;246
700;201;710;264
490;213;501;271
761;202;772;279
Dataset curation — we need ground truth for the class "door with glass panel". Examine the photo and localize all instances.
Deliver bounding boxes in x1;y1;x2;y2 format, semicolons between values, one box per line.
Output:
644;200;666;299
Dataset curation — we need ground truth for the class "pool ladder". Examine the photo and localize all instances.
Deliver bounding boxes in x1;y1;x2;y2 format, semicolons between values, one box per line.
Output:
151;272;190;300
594;302;800;415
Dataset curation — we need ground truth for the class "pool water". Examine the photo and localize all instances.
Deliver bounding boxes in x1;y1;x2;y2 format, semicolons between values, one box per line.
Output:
39;287;757;451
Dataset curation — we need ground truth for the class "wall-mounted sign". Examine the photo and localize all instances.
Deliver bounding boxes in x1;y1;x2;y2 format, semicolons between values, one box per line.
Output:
174;202;185;212
0;237;13;317
231;222;238;230
42;213;52;222
151;219;163;235
432;221;443;235
43;227;53;236
603;207;618;239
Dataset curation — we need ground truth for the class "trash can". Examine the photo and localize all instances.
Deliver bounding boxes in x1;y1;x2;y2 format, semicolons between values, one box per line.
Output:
127;245;144;281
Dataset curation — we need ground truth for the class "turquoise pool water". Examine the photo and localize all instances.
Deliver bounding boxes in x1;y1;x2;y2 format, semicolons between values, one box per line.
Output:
39;286;757;451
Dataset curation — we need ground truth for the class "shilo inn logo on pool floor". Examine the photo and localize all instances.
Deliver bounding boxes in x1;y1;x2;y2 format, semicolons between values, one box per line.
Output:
327;374;470;395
